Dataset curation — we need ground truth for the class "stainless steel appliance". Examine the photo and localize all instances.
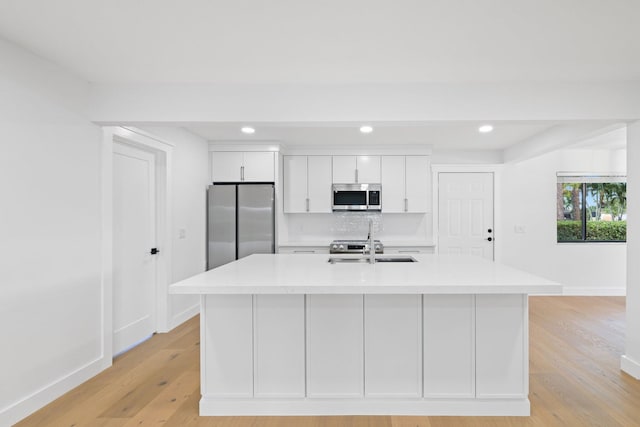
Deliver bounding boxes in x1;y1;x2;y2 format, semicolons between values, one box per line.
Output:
332;183;381;211
329;239;384;254
207;183;275;270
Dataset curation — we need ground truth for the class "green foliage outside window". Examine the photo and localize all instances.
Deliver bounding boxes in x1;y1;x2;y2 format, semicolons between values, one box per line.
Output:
556;179;626;243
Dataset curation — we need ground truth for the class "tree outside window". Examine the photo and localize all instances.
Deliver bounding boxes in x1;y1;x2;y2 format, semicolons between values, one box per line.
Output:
557;174;626;242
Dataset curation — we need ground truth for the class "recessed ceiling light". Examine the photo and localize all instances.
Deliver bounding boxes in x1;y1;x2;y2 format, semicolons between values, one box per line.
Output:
478;125;493;133
360;126;373;134
241;126;255;134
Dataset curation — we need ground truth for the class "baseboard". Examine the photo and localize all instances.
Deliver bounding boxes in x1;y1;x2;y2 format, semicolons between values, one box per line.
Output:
621;355;640;379
562;287;626;296
170;303;199;330
0;355;111;426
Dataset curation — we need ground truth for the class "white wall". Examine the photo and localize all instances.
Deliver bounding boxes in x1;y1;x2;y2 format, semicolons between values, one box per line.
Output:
0;39;105;425
137;126;208;327
622;121;640;378
500;148;627;295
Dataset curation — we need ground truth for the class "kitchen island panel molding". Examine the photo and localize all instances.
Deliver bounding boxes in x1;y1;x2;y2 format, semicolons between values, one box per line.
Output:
364;294;422;398
476;294;527;398
423;294;475;398
306;295;364;398
253;294;306;398
202;295;253;398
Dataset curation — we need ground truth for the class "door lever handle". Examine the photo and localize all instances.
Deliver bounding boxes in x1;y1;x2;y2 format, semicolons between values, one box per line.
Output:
486;237;493;242
150;248;160;255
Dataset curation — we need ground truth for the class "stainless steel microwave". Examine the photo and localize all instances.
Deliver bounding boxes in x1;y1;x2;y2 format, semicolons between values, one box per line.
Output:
332;183;381;211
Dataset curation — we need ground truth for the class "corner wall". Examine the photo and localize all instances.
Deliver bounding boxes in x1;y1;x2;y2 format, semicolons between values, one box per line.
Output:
623;121;640;378
0;39;105;425
500;148;627;295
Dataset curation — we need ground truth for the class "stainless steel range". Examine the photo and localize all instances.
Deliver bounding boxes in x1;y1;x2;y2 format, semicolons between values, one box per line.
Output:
329;239;384;254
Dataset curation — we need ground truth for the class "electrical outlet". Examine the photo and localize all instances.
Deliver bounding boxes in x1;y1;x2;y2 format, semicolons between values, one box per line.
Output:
178;228;187;239
514;225;526;234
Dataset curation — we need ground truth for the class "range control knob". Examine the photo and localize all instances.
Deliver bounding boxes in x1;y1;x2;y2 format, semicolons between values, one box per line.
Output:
338;244;344;250
332;244;338;250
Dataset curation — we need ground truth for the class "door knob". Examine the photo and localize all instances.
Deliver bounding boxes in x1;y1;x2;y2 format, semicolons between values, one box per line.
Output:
150;248;160;255
487;228;492;233
486;237;493;242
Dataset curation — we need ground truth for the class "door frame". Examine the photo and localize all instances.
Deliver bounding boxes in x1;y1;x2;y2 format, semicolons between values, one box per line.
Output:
431;165;502;262
102;126;174;360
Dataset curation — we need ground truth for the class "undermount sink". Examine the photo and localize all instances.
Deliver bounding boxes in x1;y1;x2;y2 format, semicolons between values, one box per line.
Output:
328;256;417;264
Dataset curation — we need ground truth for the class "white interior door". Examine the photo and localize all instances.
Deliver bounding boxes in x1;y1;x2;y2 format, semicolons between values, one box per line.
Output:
113;142;157;355
438;172;494;260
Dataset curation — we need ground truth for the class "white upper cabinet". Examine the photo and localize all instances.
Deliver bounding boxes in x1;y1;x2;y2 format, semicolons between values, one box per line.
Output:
307;156;332;212
381;156;405;212
381;155;431;213
284;155;332;213
211;151;275;182
405;156;431;212
332;155;381;183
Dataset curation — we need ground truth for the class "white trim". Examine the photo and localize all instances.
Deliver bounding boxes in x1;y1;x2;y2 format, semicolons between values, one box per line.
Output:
198;397;530;416
0;357;109;426
208;143;283;152
102;126;174;345
170;303;200;330
562;287;626;296
120;126;176;147
281;145;433;156
621;355;640;379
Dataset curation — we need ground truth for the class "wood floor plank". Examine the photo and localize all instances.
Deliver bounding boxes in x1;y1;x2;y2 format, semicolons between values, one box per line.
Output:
14;297;640;427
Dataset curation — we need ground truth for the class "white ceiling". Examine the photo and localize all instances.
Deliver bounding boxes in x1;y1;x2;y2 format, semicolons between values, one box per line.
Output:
0;1;638;84
185;121;557;149
0;1;635;150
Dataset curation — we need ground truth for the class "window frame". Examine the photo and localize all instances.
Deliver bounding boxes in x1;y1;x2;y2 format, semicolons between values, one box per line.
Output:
556;173;627;244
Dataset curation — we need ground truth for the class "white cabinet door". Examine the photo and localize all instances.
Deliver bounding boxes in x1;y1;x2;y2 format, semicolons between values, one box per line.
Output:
283;156;308;213
211;151;275;182
203;295;253;397
243;152;275;182
476;294;526;398
253;295;305;397
332;156;356;183
211;152;243;182
306;295;363;397
423;295;475;398
381;156;405;212
364;295;422;398
405;156;431;212
356;155;381;183
307;156;332;212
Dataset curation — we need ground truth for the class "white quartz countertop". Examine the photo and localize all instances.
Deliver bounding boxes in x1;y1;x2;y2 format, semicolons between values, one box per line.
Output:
169;254;562;295
278;240;435;247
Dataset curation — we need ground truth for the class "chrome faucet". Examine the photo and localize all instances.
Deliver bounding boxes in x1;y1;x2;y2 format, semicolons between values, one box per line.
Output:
368;219;375;264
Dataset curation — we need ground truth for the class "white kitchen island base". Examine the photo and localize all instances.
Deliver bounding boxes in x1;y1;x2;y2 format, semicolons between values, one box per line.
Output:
170;254;561;417
199;293;530;416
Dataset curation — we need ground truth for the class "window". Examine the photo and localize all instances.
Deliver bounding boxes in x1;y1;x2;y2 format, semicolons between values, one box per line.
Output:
557;174;626;242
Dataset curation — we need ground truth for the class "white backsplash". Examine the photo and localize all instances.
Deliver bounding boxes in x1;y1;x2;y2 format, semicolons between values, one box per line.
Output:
283;212;432;243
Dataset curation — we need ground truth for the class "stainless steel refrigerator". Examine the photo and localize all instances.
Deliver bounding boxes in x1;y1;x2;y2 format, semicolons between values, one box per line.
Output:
207;183;275;270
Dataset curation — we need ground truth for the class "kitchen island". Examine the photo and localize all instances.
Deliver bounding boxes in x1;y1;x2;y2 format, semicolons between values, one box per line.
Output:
169;253;561;416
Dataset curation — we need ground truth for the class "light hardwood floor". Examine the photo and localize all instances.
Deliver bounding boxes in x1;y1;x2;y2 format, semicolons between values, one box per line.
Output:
15;296;640;427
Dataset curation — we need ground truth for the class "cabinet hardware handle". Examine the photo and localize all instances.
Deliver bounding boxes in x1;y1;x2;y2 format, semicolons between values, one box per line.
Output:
306;198;310;212
355;169;359;183
240;166;244;181
404;198;408;212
